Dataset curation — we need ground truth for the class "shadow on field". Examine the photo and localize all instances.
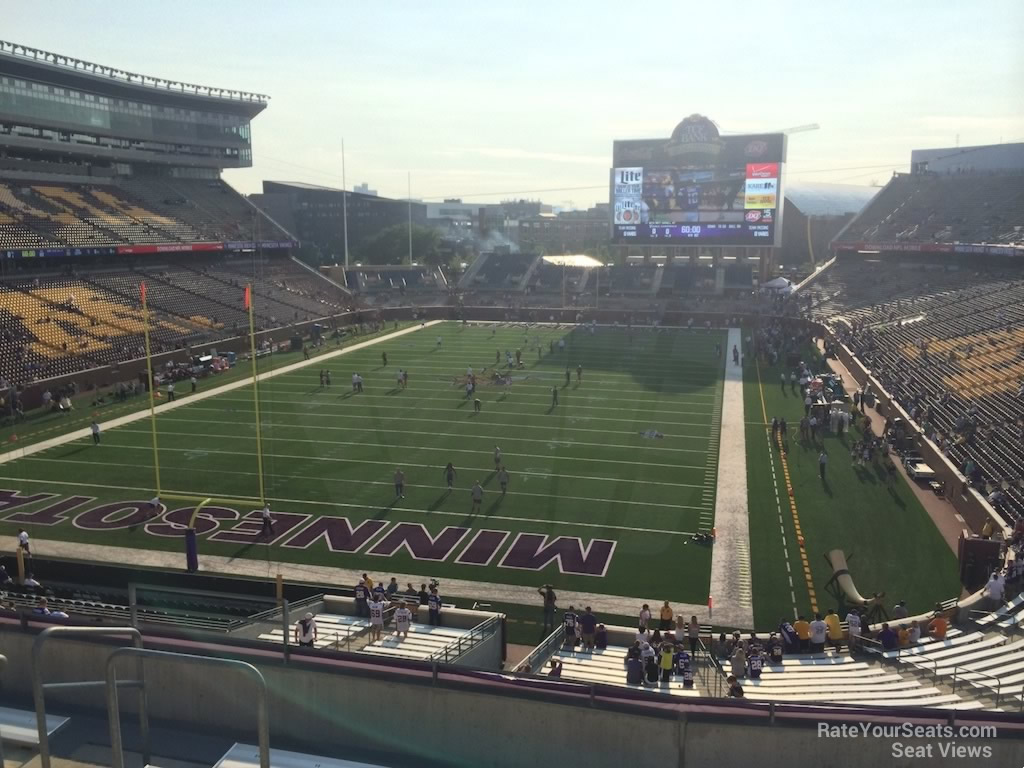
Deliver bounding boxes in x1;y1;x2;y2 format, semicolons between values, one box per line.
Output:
370;497;401;519
529;326;723;394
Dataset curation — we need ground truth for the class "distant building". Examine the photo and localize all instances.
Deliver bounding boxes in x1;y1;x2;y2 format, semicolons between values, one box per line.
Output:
250;181;426;262
513;204;610;254
353;182;377;196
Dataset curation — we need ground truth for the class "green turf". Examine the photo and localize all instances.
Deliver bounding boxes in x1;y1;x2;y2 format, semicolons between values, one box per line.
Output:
0;322;725;603
745;344;961;628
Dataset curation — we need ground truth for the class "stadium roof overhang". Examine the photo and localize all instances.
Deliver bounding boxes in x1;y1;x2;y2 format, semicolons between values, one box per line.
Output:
0;47;267;119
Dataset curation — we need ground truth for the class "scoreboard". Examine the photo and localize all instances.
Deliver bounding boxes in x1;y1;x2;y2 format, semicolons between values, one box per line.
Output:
611;124;787;247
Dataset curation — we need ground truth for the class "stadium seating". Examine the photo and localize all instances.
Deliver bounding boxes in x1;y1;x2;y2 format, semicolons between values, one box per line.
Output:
548;644;702;697
0;256;352;383
462;253;540;291
810;258;1024;520
0;176;291;248
836;171;1024;246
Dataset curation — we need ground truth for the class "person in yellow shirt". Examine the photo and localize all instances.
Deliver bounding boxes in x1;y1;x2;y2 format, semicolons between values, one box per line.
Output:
361;572;374;591
659;601;674;631
898;625;910;647
824;609;843;652
793;615;811;653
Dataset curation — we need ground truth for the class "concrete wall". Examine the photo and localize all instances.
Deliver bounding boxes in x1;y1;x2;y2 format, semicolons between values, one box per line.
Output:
6;626;1022;768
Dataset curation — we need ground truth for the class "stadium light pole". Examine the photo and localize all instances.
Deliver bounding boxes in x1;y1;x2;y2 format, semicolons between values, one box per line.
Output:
407;171;413;265
341;139;350;269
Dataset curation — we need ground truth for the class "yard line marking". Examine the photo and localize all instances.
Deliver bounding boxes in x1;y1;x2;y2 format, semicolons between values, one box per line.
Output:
18;456;712;513
143;415;714;453
227;389;720;418
28;441;712;490
107;427;707;470
0;476;697;537
171;401;716;435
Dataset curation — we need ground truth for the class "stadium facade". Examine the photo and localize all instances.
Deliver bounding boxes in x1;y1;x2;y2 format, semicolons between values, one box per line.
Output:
0;39;294;259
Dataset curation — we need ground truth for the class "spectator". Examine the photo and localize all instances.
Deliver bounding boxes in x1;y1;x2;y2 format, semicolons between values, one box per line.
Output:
907;620;921;645
427;585;442;626
659;640;674;682
878;623;899;650
846;609;862;652
417;583;429;606
538;584;557;633
746;646;764;680
33;596;51;615
595;624;608;650
547;659;562;678
16;528;30;558
808;614;828;653
644;651;660;685
386;577;399;597
892;600;909;619
898;625;910;647
0;565;11;585
579;606;598;651
824;609;843;652
638;603;651;632
730;646;747;678
687;614;700;654
727;675;744;698
927;609;949;641
793;615;810;652
294;612;317;648
563;605;578;647
768;635;784;664
354;578;369;617
983;571;1005;612
625;655;644;685
778;619;799;654
23;572;41;589
659;600;673;631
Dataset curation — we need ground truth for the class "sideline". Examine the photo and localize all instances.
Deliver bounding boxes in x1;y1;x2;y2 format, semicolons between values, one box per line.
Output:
708;328;754;628
0;321;443;467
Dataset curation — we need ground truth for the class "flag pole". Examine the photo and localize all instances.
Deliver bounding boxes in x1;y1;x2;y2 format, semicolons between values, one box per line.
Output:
141;282;161;496
246;284;267;506
342;139;350;269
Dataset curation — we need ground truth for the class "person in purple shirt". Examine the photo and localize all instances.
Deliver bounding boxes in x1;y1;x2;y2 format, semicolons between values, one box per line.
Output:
877;623;899;650
578;606;598;651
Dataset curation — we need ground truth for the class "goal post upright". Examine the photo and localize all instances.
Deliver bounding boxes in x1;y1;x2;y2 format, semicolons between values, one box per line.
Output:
245;283;268;507
140;282;162;498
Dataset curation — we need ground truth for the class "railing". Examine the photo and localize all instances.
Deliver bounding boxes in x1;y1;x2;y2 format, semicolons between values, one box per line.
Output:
515;625;565;673
428;614;503;665
952;665;1003;706
697;638;725;698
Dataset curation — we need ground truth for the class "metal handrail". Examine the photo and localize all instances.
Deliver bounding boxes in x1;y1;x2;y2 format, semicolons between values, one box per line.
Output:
32;626;147;768
952;665;1003;706
0;654;6;767
515;626;565;673
106;648;269;768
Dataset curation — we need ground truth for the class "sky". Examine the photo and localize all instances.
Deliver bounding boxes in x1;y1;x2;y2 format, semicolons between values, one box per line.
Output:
7;0;1023;208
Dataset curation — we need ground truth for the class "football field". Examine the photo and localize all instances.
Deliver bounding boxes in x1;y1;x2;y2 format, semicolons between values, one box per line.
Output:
0;321;727;607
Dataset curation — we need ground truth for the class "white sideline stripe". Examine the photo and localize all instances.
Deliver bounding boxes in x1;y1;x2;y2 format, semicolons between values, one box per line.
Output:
0;321;444;468
29;536;712;623
708;329;754;629
0;476;697;537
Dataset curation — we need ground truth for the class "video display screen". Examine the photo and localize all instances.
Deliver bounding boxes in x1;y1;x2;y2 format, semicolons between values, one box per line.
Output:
611;130;786;246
